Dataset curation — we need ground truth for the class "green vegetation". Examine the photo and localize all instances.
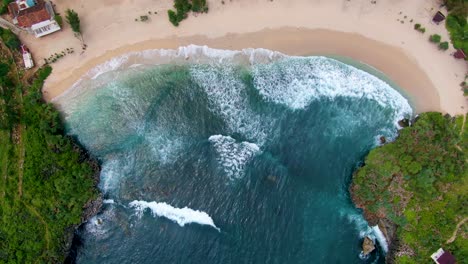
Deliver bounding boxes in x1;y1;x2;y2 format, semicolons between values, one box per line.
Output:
65;9;81;34
0;28;20;50
0;34;98;263
54;13;63;28
191;0;208;13
352;112;467;263
430;34;442;43
0;0;13;15
44;48;75;64
439;41;450;50
65;9;83;44
444;0;468;17
167;0;208;26
413;23;426;33
444;0;468;54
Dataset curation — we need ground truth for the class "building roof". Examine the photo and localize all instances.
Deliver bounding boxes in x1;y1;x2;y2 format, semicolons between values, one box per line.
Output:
433;11;446;23
8;0;51;28
454;49;466;59
437;251;456;264
431;248;456;264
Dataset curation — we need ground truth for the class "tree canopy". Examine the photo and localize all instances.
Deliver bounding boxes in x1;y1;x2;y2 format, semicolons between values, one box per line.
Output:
65;9;81;34
352;112;467;263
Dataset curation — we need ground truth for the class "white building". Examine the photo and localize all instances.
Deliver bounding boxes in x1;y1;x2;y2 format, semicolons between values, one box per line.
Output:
8;0;61;38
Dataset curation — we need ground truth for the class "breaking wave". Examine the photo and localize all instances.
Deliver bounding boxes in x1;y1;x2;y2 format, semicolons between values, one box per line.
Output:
59;45;412;263
209;135;261;180
129;200;220;231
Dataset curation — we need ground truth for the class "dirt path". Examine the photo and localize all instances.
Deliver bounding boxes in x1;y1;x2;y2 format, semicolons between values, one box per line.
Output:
24;203;51;251
447;217;468;244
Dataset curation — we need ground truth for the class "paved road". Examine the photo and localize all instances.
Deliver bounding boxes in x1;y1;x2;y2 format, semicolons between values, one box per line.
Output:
0;17;22;34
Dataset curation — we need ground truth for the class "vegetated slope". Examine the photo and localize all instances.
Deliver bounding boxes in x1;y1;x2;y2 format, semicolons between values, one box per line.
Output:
351;112;467;263
0;37;99;263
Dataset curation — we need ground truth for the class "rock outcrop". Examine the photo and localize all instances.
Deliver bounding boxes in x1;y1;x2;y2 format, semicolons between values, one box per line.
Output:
362;236;375;255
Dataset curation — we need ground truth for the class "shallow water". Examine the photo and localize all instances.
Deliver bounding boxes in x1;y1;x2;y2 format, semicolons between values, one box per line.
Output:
58;46;412;264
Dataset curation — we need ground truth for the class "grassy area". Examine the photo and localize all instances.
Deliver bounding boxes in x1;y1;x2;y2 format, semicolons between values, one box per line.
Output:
351;112;467;263
0;34;99;263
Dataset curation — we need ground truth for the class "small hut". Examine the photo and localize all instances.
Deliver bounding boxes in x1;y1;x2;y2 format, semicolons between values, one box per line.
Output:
432;11;446;24
431;248;456;264
454;49;466;59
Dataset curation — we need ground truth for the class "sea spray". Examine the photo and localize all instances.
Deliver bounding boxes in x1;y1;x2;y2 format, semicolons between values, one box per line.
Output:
129;200;220;231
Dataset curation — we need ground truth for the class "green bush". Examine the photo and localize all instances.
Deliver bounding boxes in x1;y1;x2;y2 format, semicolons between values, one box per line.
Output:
445;14;468;54
444;0;468;17
413;24;426;33
168;10;179;26
0;0;13;15
192;0;208;13
167;0;209;26
430;34;442;43
439;41;449;50
54;14;63;27
0;62;9;77
0;29;20;50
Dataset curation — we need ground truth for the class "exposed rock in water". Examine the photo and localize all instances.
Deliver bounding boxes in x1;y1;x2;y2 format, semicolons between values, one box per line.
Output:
362;236;375;255
82;195;103;222
398;118;410;128
379;136;386;144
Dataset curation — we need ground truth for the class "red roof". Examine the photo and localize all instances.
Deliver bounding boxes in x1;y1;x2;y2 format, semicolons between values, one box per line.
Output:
437;251;456;264
432;11;446;24
8;0;51;28
454;49;466;59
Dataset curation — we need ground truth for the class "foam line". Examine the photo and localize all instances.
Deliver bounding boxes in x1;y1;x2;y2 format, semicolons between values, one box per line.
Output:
129;200;220;231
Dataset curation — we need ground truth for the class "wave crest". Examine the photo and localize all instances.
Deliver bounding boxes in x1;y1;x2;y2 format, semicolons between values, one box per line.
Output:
129;200;220;231
209;135;261;180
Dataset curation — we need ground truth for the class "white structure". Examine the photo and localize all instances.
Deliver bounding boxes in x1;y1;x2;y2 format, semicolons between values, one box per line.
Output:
8;0;61;38
21;45;34;69
31;19;60;38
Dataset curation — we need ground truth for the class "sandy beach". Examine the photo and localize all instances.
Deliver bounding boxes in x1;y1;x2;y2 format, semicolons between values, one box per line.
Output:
19;0;467;115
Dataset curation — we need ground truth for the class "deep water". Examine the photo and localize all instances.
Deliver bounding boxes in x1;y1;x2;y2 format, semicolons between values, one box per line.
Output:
58;47;412;264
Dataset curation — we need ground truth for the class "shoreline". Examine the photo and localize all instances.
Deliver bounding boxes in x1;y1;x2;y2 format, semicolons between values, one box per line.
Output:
44;28;442;114
18;0;466;116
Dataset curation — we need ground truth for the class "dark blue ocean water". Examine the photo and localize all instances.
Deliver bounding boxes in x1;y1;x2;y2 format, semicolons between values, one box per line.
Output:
59;47;412;264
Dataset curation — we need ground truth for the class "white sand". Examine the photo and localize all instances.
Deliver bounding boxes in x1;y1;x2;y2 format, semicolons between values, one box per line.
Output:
18;0;467;114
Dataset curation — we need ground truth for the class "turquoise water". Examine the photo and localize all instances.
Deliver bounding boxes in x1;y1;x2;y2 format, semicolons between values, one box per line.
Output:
59;46;412;264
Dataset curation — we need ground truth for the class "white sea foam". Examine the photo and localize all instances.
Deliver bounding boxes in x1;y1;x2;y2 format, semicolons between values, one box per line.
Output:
103;199;115;204
57;45;412;138
129;200;220;231
372;225;389;253
190;64;271;145
251;57;412;126
100;160;121;192
209;135;261;180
